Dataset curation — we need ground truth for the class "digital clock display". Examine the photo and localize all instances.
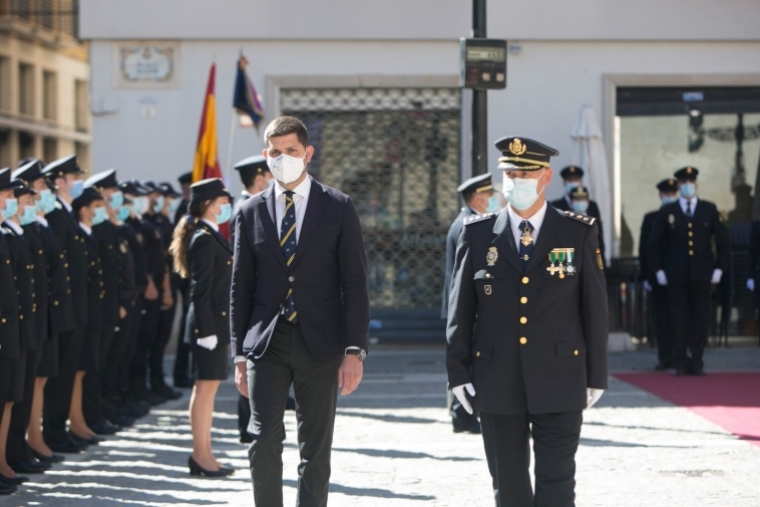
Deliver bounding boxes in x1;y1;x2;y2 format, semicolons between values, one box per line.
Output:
466;47;506;62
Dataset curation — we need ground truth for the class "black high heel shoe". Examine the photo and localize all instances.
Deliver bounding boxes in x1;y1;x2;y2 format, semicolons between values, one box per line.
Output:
187;456;234;478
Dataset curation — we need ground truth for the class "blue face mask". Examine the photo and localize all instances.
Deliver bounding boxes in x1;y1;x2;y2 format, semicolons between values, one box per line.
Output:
152;195;165;214
661;195;678;206
19;205;37;226
168;198;182;217
131;196;149;215
486;195;501;213
91;206;108;226
36;189;56;214
109;191;124;210
1;198;18;220
572;200;589;214
565;182;580;195
680;182;696;199
214;203;232;225
502;176;541;211
267;179;276;188
69;180;84;199
117;205;131;222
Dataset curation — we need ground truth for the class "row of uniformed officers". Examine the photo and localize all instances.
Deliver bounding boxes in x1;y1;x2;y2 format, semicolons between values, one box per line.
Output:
0;155;198;494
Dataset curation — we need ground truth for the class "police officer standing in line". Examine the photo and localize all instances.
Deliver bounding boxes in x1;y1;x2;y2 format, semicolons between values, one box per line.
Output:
747;215;760;331
173;172;194;389
639;179;679;370
551;166;606;262
447;137;608;507
441;172;496;435
647;167;729;376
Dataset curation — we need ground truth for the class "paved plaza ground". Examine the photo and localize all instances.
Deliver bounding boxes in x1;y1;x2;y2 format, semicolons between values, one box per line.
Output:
1;346;759;506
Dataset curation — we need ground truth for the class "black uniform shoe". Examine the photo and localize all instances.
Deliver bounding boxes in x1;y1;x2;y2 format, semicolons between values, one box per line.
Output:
10;459;50;474
188;456;234;478
286;396;296;411
0;482;16;495
152;383;183;401
453;419;481;434
676;367;688;376
0;473;29;485
31;449;65;463
90;420;121;435
69;431;103;445
134;389;167;406
174;377;194;389
239;433;253;444
109;414;136;427
48;438;85;454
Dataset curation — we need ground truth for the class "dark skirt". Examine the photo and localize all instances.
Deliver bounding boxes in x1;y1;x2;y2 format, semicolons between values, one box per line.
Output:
192;343;230;381
78;327;101;372
0;354;27;403
37;336;59;378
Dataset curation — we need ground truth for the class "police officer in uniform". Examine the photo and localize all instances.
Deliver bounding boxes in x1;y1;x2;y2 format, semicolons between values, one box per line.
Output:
646;167;729;376
639;179;679;370
441;173;495;435
173;173;194;388
447;137;608;507
551;166;605;262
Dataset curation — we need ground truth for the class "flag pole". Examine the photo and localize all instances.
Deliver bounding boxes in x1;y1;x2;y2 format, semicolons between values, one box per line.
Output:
225;112;237;189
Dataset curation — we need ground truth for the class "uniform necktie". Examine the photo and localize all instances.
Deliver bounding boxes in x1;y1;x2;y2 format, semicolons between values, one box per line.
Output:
686;200;692;218
280;191;298;323
518;220;534;271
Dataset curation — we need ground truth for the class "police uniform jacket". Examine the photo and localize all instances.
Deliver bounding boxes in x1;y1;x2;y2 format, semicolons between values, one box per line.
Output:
184;221;232;345
124;218;149;291
46;199;88;326
748;220;760;280
36;221;75;336
646;199;729;283
92;221;121;326
4;225;37;352
117;225;138;306
638;210;659;285
551;196;605;261
446;205;609;415
80;226;104;333
139;214;167;289
23;223;50;349
441;207;476;319
0;228;21;359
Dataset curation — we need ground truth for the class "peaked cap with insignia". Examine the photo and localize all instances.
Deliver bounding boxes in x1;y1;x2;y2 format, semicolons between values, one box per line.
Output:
119;180;149;196
42;155;82;181
657;178;678;193
159;182;182;198
85;169;119;190
674;166;699;181
12;159;45;185
495;136;559;171
9;179;36;198
72;187;104;212
235;155;270;175
178;172;193;185
560;166;584;179
457;173;493;195
190;178;231;208
0;168;14;191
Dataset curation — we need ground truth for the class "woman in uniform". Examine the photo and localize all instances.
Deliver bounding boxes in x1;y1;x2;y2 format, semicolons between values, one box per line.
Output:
169;178;233;478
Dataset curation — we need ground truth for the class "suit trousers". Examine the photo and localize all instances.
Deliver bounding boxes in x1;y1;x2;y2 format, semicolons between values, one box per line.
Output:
120;297;143;394
105;304;135;398
652;285;675;366
83;326;115;426
6;347;41;464
150;298;176;387
480;410;583;507
669;281;711;370
43;324;86;443
130;297;161;391
247;320;343;507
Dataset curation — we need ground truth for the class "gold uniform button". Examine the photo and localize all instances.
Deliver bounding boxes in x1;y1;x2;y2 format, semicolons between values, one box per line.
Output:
519;337;528;345
688;223;693;229
38;250;43;255
60;254;64;259
19;315;23;320
689;250;694;256
0;318;4;323
520;317;528;324
574;350;579;356
485;273;492;279
522;276;529;284
108;245;113;249
520;297;528;304
221;311;227;316
688;232;693;237
475;351;481;357
227;260;231;265
53;301;59;306
688;241;693;246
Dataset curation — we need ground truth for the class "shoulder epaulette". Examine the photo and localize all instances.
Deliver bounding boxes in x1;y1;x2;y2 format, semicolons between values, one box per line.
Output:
464;213;496;226
563;210;596;226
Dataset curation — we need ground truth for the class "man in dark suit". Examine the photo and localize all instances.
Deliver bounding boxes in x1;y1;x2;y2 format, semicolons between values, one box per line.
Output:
447;137;608;507
231;116;369;506
441;173;496;435
647;166;729;376
551;165;605;262
639;178;679;370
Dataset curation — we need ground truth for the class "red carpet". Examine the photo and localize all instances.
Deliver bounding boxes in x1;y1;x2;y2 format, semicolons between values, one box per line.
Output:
612;372;760;447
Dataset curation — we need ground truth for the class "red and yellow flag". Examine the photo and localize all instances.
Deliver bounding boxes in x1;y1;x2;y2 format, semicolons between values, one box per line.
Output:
192;63;222;184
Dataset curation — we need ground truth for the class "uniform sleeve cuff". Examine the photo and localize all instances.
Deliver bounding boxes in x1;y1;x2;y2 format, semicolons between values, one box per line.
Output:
234;355;247;364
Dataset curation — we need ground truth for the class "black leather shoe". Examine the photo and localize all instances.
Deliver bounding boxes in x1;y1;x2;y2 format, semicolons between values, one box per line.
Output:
0;482;16;495
48;439;84;454
174;377;194;389
31;449;65;463
10;459;50;474
0;473;29;485
152;384;183;401
69;431;103;445
286;396;296;411
90;420;121;435
239;433;253;444
188;456;234;477
453;419;482;434
110;414;136;427
135;389;166;406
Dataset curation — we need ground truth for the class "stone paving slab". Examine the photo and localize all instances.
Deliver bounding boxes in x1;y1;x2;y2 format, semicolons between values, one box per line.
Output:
1;347;759;506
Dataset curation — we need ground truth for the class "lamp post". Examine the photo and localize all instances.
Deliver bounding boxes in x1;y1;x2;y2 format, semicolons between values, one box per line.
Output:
471;0;488;176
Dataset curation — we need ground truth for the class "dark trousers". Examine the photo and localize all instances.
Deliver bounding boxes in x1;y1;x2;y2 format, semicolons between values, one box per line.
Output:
447;390;479;429
652;285;675;366
247;320;342;507
6;348;40;464
105;303;135;398
173;302;192;383
43;324;86;443
83;326;115;426
120;298;143;394
669;281;711;370
130;297;160;391
239;394;252;438
149;300;176;388
480;410;583;507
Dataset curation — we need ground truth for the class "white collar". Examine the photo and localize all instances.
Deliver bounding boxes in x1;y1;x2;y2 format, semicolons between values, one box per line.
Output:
275;174;312;201
58;196;72;212
3;220;23;235
507;200;548;230
78;222;92;236
36;216;49;228
679;195;698;207
201;218;219;232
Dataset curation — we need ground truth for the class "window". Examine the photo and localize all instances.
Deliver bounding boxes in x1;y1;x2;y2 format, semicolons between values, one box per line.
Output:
43;137;57;162
43;70;57;120
0;56;10;111
18;62;34;116
75;141;89;173
0;129;10;167
18;131;35;160
75;79;89;131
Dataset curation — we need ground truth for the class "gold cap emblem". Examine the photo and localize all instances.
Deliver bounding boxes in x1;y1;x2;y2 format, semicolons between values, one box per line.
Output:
508;138;527;156
570;167;576;173
686;167;692;174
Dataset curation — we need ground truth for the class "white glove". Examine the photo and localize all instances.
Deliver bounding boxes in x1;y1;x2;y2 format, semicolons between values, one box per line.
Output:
748;278;755;292
643;281;652;292
452;383;476;415
656;270;668;286
587;388;604;409
711;269;723;285
196;335;218;351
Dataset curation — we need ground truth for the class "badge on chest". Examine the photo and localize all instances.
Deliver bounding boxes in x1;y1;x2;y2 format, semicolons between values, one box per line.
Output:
547;248;575;279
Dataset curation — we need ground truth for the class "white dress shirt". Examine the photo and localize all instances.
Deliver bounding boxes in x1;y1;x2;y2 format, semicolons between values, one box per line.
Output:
3;220;23;236
274;175;312;241
201;218;219;232
679;195;698;216
507;201;548;250
36;215;49;228
59;197;72;213
78;222;92;236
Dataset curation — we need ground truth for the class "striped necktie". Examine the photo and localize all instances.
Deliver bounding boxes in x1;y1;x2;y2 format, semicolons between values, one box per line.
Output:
518;220;534;271
280;191;298;323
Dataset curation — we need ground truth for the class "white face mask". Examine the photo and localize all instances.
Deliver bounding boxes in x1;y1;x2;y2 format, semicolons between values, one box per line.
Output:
268;153;306;185
502;174;543;211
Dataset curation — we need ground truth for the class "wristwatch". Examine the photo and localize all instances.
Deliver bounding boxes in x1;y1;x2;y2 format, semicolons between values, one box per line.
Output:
345;348;367;362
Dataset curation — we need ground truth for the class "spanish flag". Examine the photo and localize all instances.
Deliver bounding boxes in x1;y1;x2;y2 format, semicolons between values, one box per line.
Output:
191;63;222;184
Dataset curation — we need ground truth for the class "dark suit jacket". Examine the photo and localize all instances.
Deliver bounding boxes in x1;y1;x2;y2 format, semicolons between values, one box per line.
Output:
4;225;36;352
35;222;75;336
749;220;760;280
446;205;608;415
185;221;233;345
441;207;475;319
230;178;370;361
551;196;605;262
0;228;21;359
646;199;729;283
23;224;50;349
638;210;659;285
92;221;121;326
